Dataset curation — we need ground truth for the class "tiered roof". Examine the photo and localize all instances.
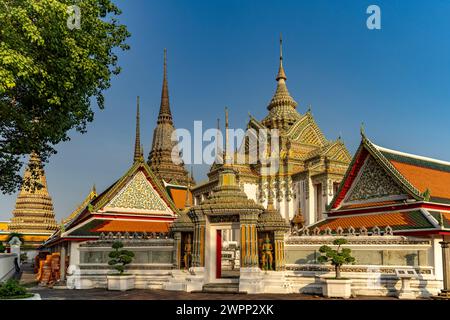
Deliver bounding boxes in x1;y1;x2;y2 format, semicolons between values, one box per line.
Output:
310;132;450;236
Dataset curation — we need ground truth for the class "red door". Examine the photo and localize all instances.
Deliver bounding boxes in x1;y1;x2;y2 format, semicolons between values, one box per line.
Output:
216;230;222;279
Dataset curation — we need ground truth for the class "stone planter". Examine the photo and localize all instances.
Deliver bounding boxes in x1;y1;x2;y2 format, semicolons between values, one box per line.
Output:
2;293;41;300
107;274;135;291
322;278;352;298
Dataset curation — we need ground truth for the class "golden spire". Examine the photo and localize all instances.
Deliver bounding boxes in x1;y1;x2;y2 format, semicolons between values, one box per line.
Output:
134;96;142;162
157;48;173;125
264;34;298;119
224;107;231;165
216;118;222;162
276;33;287;81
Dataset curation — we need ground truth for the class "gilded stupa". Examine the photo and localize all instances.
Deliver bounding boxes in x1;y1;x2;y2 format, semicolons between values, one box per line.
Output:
9;153;58;243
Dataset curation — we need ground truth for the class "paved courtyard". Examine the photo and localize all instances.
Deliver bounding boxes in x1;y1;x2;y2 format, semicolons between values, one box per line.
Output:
28;286;401;300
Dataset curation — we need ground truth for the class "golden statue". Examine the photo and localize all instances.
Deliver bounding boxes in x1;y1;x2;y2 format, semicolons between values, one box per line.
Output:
183;234;192;270
260;233;273;271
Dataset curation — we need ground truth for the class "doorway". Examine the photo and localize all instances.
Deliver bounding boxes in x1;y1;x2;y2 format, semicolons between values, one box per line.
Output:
206;224;240;283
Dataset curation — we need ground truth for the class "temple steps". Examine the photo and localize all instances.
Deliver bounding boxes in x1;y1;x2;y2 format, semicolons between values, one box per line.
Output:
198;282;246;294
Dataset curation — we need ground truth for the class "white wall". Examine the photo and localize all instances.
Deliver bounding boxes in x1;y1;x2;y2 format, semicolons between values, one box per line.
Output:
0;253;17;282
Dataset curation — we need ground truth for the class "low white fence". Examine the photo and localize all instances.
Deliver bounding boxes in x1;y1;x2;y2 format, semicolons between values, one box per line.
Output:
0;253;17;282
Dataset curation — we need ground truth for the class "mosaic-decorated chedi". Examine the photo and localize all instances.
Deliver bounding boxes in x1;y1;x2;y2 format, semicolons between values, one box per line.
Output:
6;152;58;251
147;49;194;187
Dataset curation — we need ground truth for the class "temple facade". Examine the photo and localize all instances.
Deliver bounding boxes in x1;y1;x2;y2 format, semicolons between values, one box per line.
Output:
192;38;351;227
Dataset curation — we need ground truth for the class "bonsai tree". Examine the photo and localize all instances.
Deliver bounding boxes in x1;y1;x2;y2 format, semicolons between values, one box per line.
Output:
0;279;33;300
108;241;134;275
317;238;355;279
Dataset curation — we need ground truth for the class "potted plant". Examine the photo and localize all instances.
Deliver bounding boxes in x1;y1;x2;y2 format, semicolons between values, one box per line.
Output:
317;238;356;298
107;241;135;291
0;279;40;300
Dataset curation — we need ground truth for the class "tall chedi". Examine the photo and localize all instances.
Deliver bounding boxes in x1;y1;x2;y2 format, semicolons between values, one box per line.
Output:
262;34;301;130
147;49;193;186
9;153;58;247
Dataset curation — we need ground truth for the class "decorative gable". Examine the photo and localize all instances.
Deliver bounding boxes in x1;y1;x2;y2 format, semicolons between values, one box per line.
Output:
104;171;173;215
345;156;406;203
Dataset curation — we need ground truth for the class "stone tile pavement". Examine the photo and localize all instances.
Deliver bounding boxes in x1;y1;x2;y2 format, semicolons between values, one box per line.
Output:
29;287;402;300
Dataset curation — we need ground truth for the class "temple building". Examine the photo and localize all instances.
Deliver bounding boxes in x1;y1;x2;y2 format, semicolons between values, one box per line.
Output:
192;37;351;227
306;130;450;298
43;92;191;272
3;153;58;259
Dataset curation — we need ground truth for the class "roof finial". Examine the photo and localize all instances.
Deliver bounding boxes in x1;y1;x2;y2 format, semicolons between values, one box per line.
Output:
224;107;230;164
276;33;287;81
133;96;142;163
216;118;221;162
92;184;96;194
157;48;173;124
280;33;283;60
360;122;366;137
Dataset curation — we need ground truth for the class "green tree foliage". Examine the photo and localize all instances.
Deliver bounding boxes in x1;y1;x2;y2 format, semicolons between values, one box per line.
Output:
0;242;5;253
108;241;134;274
317;238;356;279
0;0;130;194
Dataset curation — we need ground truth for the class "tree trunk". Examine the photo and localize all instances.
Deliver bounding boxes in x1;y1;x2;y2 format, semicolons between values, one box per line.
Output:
335;265;341;279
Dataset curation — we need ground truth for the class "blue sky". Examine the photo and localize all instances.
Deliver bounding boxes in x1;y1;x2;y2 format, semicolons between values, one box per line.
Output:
1;0;450;221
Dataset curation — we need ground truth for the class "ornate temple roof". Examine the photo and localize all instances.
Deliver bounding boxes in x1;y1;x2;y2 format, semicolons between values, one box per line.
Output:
312;210;436;233
62;185;97;226
9;153;58;235
316;131;450;236
67;218;171;237
330;132;450;211
147;49;193;186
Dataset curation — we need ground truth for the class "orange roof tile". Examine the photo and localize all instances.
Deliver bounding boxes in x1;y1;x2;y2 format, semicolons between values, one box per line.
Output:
390;160;450;201
316;211;434;231
169;188;192;210
92;220;170;233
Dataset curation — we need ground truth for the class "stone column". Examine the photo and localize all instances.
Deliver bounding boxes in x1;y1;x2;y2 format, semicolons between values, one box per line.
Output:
240;214;259;268
192;220;206;267
274;230;285;271
173;232;181;269
60;246;66;281
439;240;450;297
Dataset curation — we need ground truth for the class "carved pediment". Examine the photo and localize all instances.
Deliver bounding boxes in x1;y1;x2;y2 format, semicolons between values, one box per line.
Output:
345;156;405;202
105;171;172;214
